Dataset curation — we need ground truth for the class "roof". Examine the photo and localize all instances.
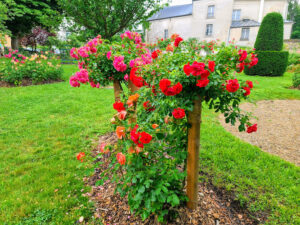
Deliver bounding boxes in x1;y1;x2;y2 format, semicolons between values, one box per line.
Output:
231;19;260;28
148;4;193;21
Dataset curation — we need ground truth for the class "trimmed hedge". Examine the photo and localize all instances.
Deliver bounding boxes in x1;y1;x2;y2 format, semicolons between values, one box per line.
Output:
254;12;283;51
244;51;288;76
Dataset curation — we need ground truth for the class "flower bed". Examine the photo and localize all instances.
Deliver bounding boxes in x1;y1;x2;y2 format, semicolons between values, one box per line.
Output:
71;32;258;222
0;49;63;86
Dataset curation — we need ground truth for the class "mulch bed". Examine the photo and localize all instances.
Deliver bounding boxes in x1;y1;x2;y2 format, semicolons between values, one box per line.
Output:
84;133;263;225
0;79;64;87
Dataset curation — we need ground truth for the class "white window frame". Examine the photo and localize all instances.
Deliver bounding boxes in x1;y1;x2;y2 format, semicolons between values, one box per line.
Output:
241;28;250;40
206;24;213;36
207;5;215;18
232;9;241;21
164;29;168;39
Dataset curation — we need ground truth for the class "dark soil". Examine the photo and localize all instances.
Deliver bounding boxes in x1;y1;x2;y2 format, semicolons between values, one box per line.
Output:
85;133;264;225
0;79;64;87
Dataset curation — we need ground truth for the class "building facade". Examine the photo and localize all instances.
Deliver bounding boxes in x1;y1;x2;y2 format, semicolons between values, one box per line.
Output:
146;0;293;46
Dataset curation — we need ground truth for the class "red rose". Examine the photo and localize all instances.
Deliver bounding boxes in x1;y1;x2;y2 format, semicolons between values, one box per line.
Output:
200;70;210;79
172;108;186;119
159;79;171;92
130;67;147;87
151;50;158;59
191;61;205;76
226;79;240;93
196;79;210;88
173;82;183;94
143;101;155;112
249;54;258;67
246;80;253;89
139;132;152;144
243;87;251;96
152;85;157;96
113;101;125;112
246;124;257;133
174;37;183;47
164;87;176;96
76;152;85;162
183;63;192;76
236;62;245;73
239;50;248;62
117;110;127;120
116;152;126;165
208;61;215;72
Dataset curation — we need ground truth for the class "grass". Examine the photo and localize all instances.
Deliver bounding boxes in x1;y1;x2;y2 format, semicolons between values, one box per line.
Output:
0;65;114;223
0;66;299;224
200;72;300;224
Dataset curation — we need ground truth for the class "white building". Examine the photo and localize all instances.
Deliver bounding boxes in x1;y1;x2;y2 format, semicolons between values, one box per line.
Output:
146;0;293;46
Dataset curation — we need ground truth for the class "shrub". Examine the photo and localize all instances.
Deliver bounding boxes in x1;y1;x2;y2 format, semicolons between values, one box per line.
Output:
0;49;63;85
245;12;287;76
254;12;283;51
292;72;300;88
288;52;300;66
244;51;288;76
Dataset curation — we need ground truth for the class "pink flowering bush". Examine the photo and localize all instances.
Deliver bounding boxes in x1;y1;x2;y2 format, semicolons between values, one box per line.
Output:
0;50;62;85
69;31;151;88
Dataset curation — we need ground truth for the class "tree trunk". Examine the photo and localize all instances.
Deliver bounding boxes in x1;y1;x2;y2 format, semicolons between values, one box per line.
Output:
186;96;202;210
113;80;122;102
11;37;19;50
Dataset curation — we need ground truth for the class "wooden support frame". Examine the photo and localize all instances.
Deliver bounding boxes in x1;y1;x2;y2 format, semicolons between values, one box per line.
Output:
186;96;203;209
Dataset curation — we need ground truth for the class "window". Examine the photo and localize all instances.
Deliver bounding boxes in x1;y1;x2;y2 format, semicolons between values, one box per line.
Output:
241;28;250;40
232;9;241;21
206;24;213;36
164;29;168;39
207;5;215;18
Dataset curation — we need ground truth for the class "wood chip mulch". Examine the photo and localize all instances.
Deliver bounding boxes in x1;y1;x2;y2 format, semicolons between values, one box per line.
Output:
83;133;263;225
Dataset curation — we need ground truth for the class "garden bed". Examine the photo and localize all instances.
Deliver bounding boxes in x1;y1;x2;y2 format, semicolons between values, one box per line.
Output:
86;133;261;225
220;100;300;166
0;79;64;87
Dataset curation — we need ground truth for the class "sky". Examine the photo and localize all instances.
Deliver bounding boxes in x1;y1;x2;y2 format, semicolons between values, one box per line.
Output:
163;0;192;6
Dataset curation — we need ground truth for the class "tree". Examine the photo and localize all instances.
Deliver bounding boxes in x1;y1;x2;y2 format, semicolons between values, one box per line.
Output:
21;27;56;52
5;0;62;49
287;0;300;39
245;12;288;76
59;0;164;40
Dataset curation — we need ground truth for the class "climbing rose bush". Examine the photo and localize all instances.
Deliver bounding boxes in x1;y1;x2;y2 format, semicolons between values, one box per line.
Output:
74;33;258;222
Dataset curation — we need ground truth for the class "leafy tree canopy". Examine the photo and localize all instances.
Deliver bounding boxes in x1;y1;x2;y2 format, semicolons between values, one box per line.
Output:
288;0;300;39
58;0;164;40
5;0;63;38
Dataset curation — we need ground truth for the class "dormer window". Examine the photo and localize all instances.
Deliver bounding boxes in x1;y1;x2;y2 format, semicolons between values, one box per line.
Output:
232;9;241;21
207;5;215;18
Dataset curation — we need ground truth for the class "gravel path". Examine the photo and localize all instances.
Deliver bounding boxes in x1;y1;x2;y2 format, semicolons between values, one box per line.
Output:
220;100;300;166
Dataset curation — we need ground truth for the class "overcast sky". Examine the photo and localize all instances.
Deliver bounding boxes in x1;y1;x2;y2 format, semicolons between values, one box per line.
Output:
163;0;192;6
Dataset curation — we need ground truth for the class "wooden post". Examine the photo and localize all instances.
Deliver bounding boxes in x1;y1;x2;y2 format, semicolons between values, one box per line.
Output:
127;80;139;124
128;80;139;93
186;96;202;209
113;80;122;102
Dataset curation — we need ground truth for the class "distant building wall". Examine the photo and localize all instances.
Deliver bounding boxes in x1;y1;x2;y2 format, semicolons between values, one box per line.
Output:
146;16;193;43
146;0;292;47
5;35;11;48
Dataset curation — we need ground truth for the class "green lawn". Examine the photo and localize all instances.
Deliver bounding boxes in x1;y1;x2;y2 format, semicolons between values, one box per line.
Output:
0;65;114;223
0;66;299;224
